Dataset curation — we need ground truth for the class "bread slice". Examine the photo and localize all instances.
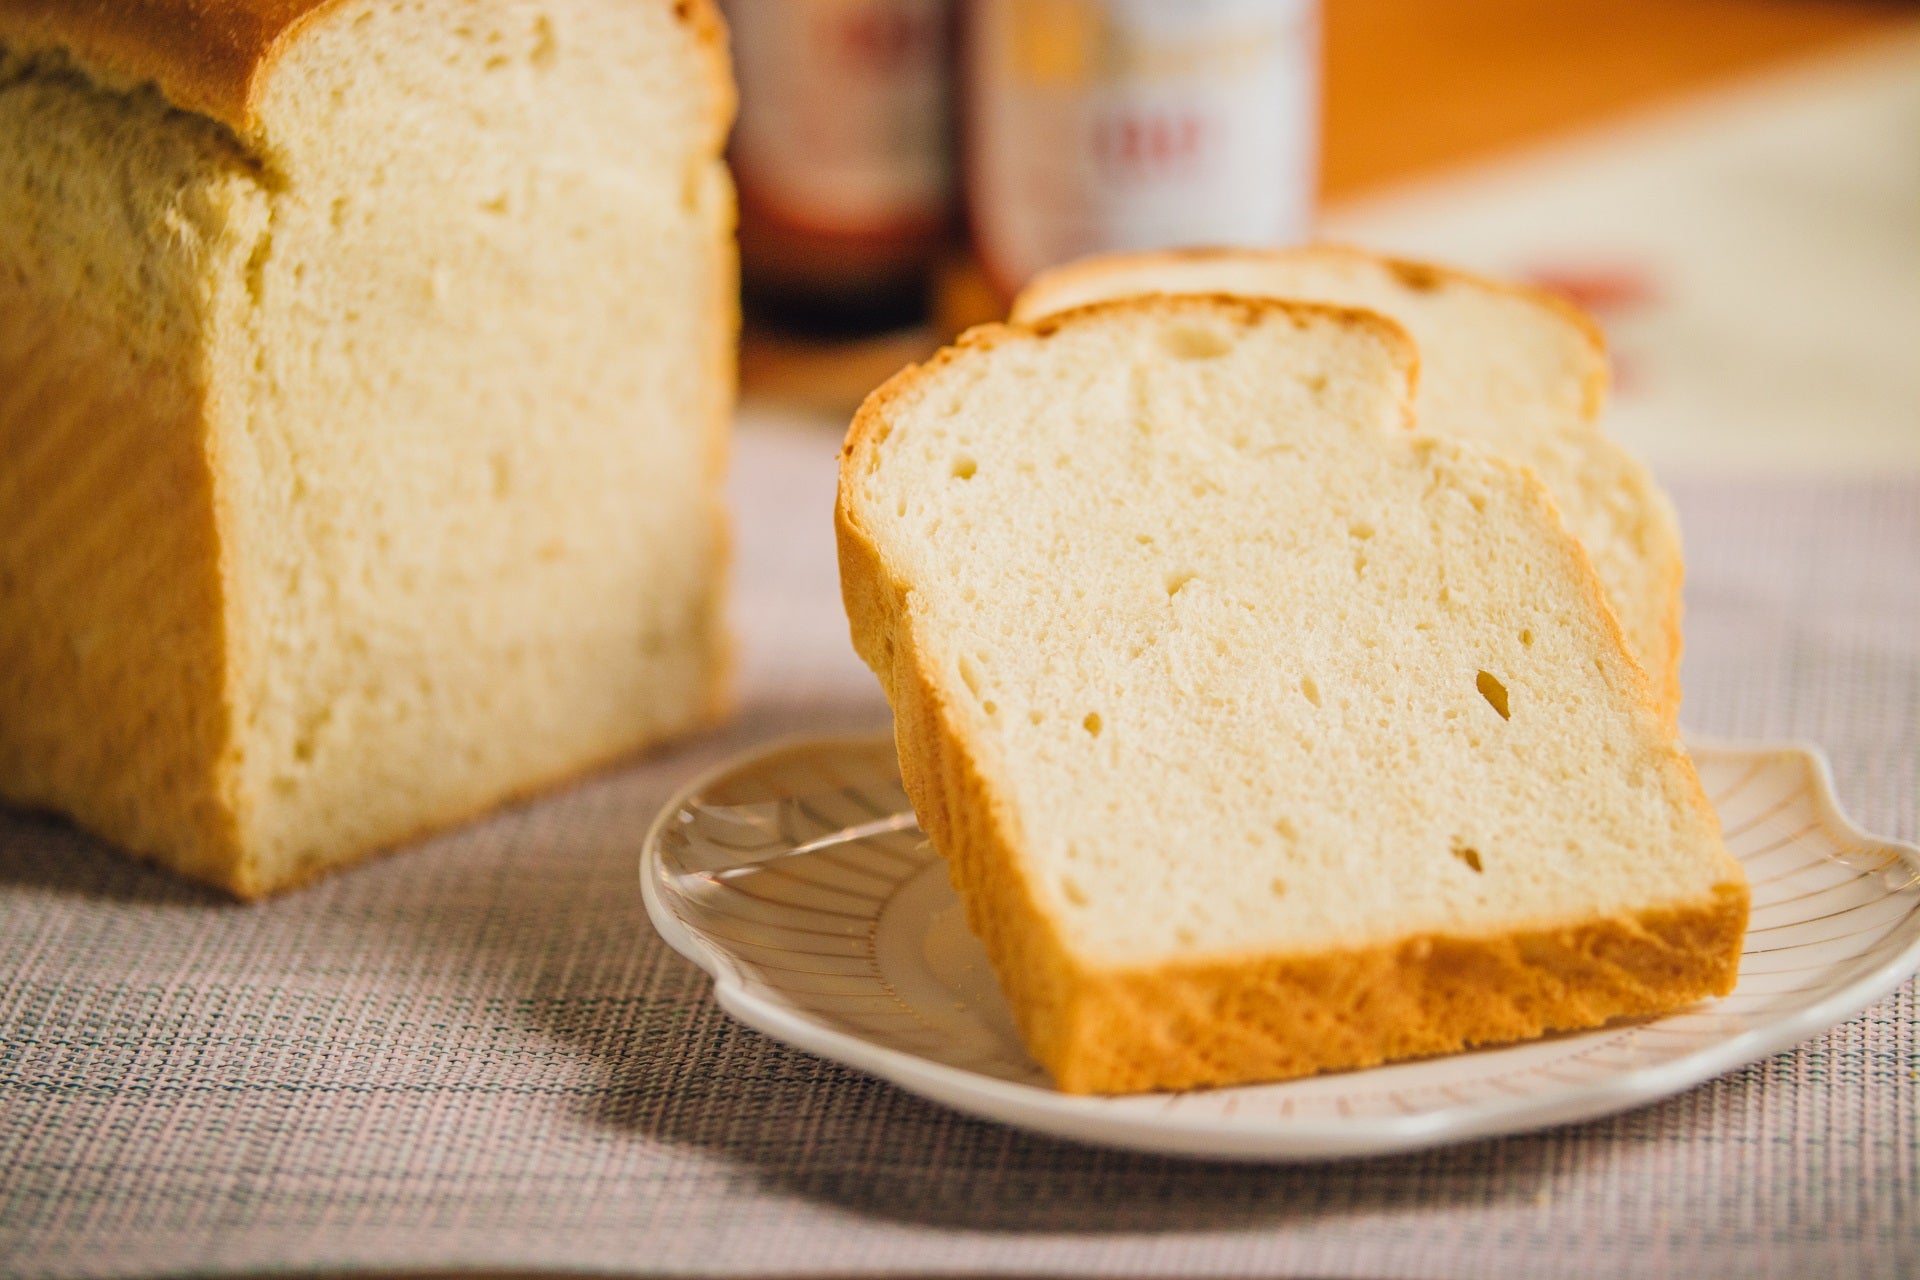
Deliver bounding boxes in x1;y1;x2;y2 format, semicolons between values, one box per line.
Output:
0;1;735;896
1013;246;1687;724
836;295;1746;1094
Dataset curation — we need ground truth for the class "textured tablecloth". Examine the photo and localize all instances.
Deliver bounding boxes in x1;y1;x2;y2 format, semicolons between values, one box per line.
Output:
2;418;1917;1280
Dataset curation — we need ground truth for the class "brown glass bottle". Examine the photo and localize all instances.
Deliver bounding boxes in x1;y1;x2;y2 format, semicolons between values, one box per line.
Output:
725;0;956;337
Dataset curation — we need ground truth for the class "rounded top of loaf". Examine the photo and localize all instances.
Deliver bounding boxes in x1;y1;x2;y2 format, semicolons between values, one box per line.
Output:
0;0;729;137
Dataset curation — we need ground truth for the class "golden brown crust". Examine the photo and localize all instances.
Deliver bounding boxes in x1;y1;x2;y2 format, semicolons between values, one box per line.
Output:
0;0;733;137
1051;883;1747;1093
835;294;1745;1094
0;0;342;131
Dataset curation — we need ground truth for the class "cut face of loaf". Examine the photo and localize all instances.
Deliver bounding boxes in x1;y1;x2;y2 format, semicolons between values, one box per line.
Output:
1013;247;1686;724
837;296;1747;1094
0;0;735;896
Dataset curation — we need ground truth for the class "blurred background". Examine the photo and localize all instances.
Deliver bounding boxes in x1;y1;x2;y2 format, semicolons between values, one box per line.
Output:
723;0;1918;476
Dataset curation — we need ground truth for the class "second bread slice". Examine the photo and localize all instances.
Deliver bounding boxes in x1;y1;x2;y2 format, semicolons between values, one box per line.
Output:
837;295;1746;1094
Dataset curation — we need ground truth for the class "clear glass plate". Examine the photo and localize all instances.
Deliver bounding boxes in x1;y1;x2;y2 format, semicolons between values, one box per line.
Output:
641;734;1920;1160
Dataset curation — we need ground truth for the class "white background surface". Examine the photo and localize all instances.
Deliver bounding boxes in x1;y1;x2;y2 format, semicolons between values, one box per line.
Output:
1321;35;1920;476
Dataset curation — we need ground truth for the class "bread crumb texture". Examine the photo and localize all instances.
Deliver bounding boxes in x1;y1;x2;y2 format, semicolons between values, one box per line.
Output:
1014;246;1688;726
836;296;1746;1093
0;1;736;896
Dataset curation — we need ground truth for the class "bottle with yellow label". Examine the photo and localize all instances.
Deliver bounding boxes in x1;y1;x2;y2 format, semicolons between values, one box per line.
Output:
958;0;1319;308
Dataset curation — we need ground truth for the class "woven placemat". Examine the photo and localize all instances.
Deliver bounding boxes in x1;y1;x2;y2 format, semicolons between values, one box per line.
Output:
3;427;1916;1280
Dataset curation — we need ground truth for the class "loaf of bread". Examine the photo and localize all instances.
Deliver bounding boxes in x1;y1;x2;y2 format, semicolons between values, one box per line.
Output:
1013;247;1687;723
0;0;736;896
836;295;1747;1094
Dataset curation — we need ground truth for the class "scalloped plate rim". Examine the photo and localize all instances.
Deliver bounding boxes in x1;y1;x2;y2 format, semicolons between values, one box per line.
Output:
640;733;1920;1161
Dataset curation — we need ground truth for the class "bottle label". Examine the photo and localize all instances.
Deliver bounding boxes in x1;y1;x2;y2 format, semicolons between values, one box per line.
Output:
726;0;953;236
965;0;1319;298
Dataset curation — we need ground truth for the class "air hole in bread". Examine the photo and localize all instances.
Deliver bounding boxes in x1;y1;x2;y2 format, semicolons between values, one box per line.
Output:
1082;712;1102;737
1273;816;1298;840
1299;676;1321;708
1269;877;1288;897
982;700;998;717
1161;326;1232;360
243;235;271;306
1476;670;1511;719
1060;875;1089;907
958;653;986;699
951;456;977;480
1165;570;1197;597
530;15;558;69
1451;842;1484;873
1135;533;1154;545
1349;521;1375;540
1520;628;1535;647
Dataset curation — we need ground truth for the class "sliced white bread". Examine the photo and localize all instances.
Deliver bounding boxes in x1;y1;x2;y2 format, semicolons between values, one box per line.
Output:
837;295;1746;1094
1013;246;1687;725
